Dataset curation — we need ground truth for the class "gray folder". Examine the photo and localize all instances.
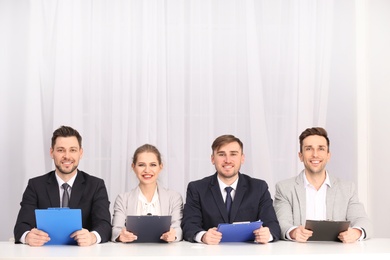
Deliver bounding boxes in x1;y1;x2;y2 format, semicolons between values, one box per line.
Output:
126;215;171;243
305;220;350;242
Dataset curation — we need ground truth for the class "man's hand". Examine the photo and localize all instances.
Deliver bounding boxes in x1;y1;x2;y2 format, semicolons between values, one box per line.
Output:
160;228;176;242
25;228;50;246
117;228;138;243
201;227;222;245
70;229;97;246
338;227;361;243
253;226;271;244
289;225;313;242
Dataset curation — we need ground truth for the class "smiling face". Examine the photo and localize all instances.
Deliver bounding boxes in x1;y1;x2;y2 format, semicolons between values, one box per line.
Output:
211;141;245;185
132;152;163;186
50;136;83;180
299;135;331;176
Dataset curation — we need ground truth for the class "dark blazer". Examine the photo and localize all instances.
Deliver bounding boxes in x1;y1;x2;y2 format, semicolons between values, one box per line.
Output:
181;172;281;242
14;170;112;243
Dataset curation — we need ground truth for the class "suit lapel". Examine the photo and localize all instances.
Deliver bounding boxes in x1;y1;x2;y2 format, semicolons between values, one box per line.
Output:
47;171;61;207
158;185;169;215
326;175;337;220
295;171;306;223
69;171;85;208
127;188;139;215
210;174;229;223
229;174;246;222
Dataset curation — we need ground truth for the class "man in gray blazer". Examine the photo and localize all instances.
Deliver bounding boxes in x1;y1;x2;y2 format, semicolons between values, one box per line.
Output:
274;127;371;243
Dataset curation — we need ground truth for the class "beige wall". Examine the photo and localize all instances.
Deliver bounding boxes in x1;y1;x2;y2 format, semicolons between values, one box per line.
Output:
368;0;390;238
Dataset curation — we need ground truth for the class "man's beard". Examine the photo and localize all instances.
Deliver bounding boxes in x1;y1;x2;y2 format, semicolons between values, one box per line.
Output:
55;164;78;175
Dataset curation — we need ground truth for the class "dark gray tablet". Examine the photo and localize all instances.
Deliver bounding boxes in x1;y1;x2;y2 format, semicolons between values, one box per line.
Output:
305;220;350;242
126;215;172;243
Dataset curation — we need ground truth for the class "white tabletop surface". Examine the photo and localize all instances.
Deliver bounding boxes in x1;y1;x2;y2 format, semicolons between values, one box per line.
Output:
1;238;390;260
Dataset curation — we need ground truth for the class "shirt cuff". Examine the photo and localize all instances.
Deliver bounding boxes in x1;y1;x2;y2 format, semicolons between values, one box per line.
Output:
352;227;365;241
20;231;30;244
285;226;298;241
92;231;102;244
194;231;206;243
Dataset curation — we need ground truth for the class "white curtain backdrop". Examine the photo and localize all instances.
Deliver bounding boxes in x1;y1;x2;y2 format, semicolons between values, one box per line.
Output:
1;0;370;240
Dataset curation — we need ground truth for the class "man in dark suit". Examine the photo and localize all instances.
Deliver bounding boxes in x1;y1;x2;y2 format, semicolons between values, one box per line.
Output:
181;134;280;245
14;126;111;246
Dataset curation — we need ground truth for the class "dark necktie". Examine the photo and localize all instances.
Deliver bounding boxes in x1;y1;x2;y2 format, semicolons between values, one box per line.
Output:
225;186;233;221
62;183;70;208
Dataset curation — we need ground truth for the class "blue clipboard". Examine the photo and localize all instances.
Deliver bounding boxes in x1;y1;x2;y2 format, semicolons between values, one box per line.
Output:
217;220;263;242
35;208;82;245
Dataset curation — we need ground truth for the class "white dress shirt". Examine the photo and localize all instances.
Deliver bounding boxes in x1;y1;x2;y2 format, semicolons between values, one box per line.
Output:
136;186;161;215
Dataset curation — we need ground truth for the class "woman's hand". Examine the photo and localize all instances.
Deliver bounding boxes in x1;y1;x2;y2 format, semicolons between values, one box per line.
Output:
117;228;138;243
160;228;176;242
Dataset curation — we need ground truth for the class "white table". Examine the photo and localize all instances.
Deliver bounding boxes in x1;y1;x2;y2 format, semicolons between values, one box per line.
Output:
1;238;389;260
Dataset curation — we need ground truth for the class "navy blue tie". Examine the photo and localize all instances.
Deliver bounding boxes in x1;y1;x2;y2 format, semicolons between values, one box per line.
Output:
225;186;233;221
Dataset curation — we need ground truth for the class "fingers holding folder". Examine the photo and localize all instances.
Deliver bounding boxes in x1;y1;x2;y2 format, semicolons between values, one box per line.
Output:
25;228;50;247
201;227;222;245
253;226;271;244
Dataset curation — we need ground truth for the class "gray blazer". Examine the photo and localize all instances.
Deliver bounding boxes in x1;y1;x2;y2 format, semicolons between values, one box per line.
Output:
274;170;372;240
111;183;183;242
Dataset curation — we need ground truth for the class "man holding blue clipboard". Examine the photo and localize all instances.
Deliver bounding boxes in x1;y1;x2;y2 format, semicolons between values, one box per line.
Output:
14;126;111;246
181;135;280;245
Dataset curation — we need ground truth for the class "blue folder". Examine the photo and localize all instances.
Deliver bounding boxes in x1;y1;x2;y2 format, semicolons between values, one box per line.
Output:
217;220;263;242
35;208;82;245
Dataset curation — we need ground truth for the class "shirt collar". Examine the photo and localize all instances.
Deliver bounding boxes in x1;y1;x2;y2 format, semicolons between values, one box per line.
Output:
217;174;239;191
55;170;77;188
137;186;159;204
303;170;331;188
